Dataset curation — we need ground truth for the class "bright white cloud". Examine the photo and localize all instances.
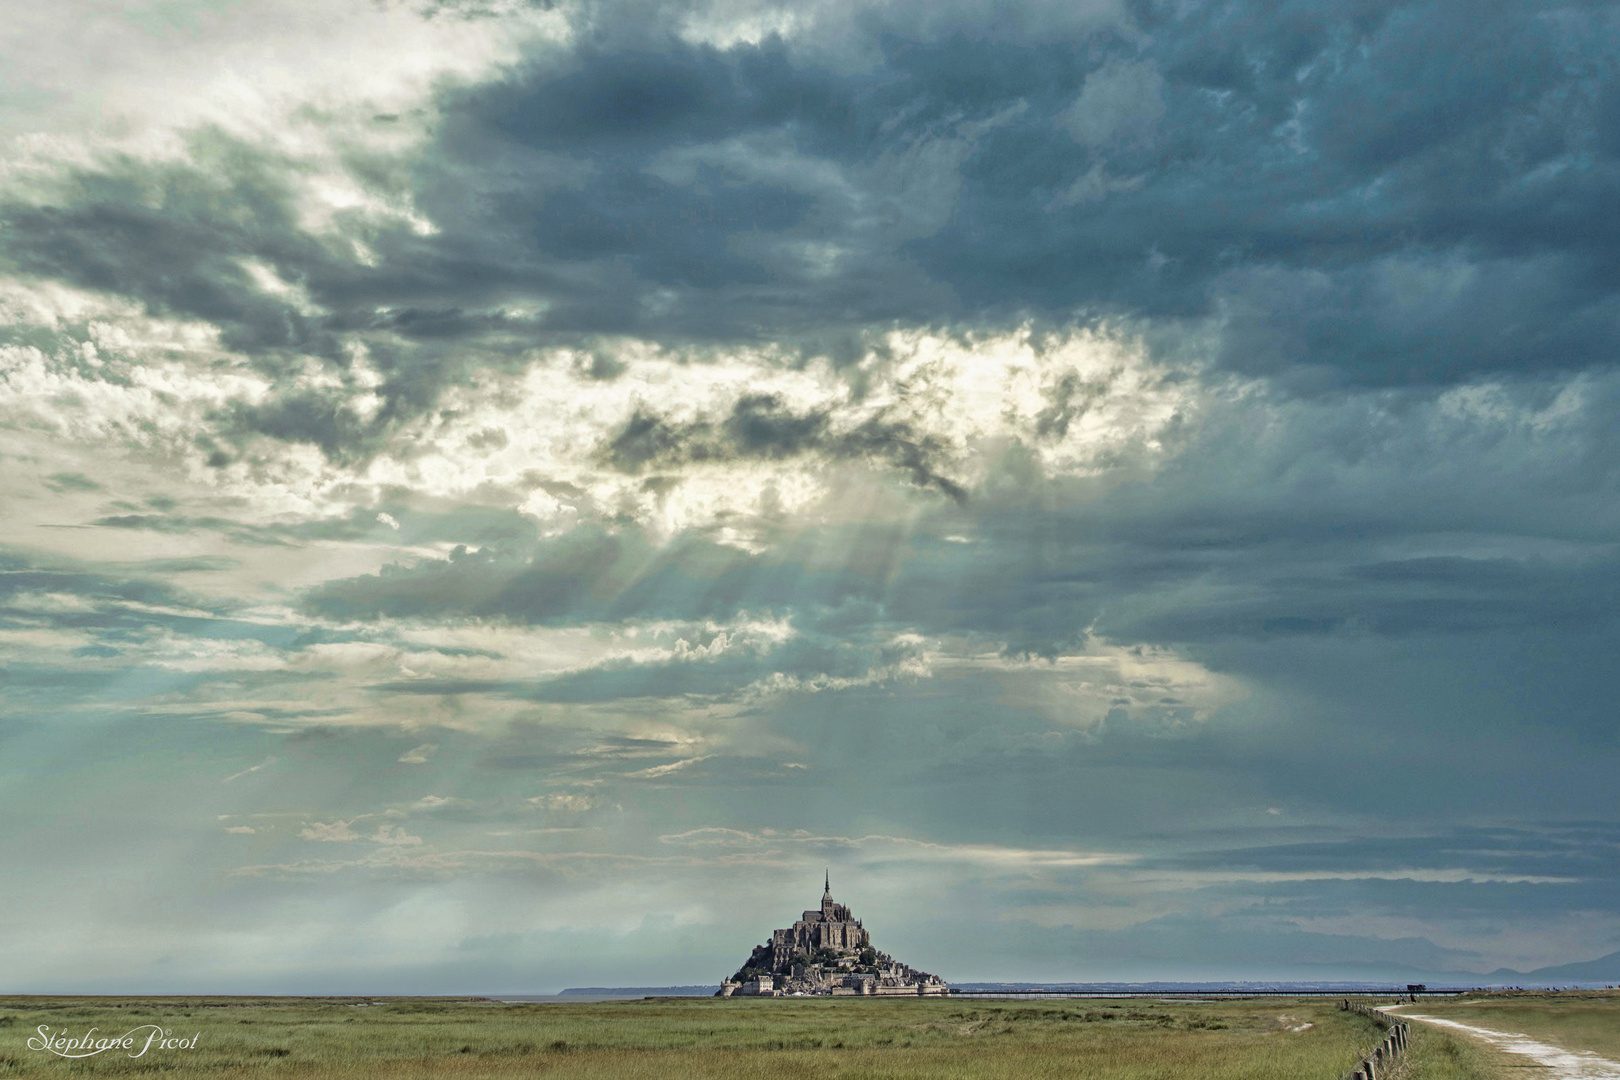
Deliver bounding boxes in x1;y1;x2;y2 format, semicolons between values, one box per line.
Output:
659;828;1128;871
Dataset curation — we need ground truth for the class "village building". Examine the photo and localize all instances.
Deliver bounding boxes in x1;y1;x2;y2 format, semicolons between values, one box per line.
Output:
718;874;948;997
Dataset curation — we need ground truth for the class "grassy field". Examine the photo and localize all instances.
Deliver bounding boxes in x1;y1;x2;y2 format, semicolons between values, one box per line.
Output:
0;994;1498;1079
1400;989;1620;1062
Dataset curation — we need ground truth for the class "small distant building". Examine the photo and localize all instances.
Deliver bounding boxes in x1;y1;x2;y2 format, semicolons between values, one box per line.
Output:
717;873;947;997
735;974;774;995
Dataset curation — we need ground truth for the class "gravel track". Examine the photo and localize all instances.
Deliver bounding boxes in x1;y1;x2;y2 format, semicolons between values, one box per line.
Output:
1389;1010;1620;1079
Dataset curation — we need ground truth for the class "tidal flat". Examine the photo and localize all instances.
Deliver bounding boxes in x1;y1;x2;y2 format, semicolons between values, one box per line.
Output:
0;994;1511;1079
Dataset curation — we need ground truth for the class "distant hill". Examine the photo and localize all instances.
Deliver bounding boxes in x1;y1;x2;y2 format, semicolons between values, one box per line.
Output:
1490;949;1620;983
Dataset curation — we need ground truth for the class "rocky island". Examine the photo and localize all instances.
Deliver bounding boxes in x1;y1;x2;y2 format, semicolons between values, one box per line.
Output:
718;874;948;996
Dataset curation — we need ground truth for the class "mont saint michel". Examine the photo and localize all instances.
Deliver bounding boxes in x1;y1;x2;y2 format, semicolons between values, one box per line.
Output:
718;875;948;997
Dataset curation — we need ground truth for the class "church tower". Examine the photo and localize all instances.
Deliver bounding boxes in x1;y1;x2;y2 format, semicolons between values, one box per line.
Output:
821;869;835;917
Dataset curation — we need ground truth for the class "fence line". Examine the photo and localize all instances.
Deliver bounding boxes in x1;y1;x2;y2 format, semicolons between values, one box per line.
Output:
1338;1002;1410;1080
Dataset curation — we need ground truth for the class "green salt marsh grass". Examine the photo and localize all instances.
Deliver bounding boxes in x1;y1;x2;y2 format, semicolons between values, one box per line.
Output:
0;994;1480;1079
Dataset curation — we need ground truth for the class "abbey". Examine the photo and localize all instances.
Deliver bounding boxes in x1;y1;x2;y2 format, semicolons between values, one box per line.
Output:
717;874;948;996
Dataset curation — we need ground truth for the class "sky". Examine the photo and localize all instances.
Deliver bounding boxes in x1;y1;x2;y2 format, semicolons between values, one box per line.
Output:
2;0;1618;994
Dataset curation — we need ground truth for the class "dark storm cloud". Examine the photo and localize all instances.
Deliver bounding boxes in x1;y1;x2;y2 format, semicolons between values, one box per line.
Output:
600;396;826;471
445;0;1604;387
0;141;311;352
473;46;808;148
413;35;960;340
599;394;967;499
901;1;1620;383
7;0;1616;481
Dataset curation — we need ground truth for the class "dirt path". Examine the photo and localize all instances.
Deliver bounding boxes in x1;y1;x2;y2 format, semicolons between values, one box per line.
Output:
1389;1009;1620;1079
